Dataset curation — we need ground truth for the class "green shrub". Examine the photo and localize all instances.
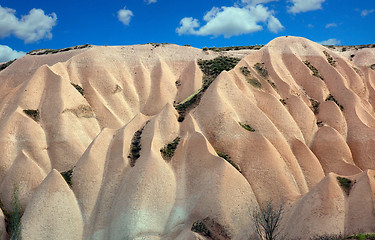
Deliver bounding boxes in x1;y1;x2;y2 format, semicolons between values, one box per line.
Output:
191;220;210;237
0;59;16;72
198;56;240;81
71;83;84;96
160;137;180;160
128;121;149;167
239;122;255;132
61;169;73;187
370;64;375;71
23;109;40;122
240;66;251;76
216;151;241;173
346;233;375;239
279;99;287;105
247;78;262;88
267;80;277;89
325;94;344;111
304;60;324;80
310;98;320;114
323;51;336;67
337;176;352;195
254;62;269;78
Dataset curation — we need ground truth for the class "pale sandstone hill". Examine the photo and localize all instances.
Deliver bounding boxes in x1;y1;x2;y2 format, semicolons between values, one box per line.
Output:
0;37;375;239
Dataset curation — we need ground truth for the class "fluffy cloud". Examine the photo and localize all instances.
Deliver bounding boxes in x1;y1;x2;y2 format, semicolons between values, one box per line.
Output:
0;6;57;43
176;18;200;35
325;23;337;28
361;9;375;17
176;5;283;37
117;7;134;26
288;0;325;14
318;38;341;45
267;15;284;33
0;45;25;62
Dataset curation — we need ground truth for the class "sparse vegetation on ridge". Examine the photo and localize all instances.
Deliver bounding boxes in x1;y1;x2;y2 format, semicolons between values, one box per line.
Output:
0;59;16;72
0;187;22;240
304;60;324;80
254;62;269;78
240;66;251;76
71;83;84;96
61;169;73;187
323;51;336;67
267;79;277;89
323;44;375;51
216;151;241;173
204;45;264;52
27;44;91;55
146;42;170;48
198;56;241;81
128;121;149;167
247;78;262;88
174;56;240;122
325;94;344;111
23;109;40;122
353;67;363;76
280;99;287;105
160;137;180;160
239;122;255;132
239;65;263;89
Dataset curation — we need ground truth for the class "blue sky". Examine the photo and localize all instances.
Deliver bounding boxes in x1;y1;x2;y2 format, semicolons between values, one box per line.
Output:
0;0;374;62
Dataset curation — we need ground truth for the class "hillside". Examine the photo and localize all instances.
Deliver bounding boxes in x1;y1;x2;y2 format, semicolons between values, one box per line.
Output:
0;36;375;240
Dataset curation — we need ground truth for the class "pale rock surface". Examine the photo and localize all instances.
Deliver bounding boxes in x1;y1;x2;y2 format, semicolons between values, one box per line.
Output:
0;38;375;239
21;169;83;240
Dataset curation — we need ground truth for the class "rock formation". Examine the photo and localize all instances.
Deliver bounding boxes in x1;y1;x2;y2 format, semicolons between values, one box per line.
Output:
0;37;375;239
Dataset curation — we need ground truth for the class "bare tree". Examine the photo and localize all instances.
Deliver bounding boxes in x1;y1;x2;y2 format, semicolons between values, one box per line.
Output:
251;201;284;240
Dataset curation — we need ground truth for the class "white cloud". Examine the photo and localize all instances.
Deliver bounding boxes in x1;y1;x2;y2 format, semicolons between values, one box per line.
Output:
288;0;325;14
117;7;134;26
267;15;284;33
361;9;375;17
176;17;200;35
0;45;25;62
0;6;57;43
318;38;341;45
176;5;283;37
308;24;314;28
325;23;337;28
